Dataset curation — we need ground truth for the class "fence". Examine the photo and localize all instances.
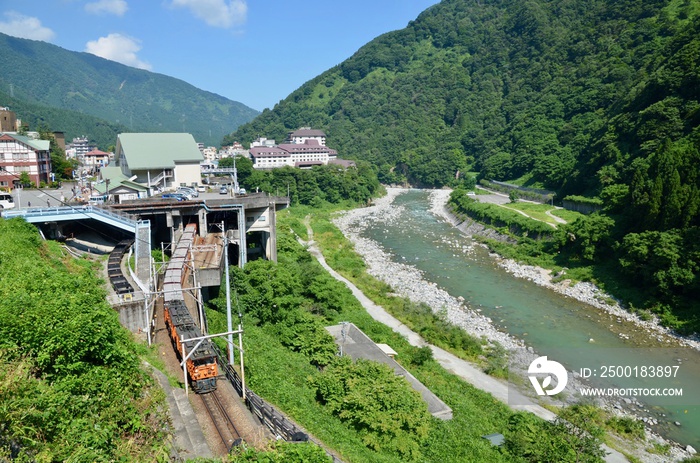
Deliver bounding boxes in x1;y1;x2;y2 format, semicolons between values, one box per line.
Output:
213;345;344;462
213;345;307;441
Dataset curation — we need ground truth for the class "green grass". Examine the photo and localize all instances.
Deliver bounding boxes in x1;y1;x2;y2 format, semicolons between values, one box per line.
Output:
549;208;584;223
207;308;515;463
499;202;584;227
500;203;559;226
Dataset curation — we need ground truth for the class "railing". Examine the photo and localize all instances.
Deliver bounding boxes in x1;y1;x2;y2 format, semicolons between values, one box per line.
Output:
147;170;173;187
3;204;138;229
215;346;308;441
201;167;237;174
213;345;344;462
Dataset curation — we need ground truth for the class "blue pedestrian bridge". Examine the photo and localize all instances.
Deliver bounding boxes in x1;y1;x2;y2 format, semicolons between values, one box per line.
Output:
2;205;141;233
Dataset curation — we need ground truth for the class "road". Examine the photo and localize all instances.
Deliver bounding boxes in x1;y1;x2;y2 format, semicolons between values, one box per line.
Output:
10;183;77;208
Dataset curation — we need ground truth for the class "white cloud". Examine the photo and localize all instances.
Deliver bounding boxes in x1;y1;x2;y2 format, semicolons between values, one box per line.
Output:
85;33;152;70
170;0;247;29
85;0;129;16
0;11;55;41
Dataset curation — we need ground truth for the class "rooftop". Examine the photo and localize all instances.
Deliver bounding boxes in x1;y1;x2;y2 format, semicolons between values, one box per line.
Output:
117;133;203;170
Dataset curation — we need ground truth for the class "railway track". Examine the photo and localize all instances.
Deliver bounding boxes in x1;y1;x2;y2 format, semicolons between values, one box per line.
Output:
201;389;243;452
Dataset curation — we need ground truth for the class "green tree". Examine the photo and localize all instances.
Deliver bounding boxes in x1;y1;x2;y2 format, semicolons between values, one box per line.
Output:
558;214;616;261
310;356;432;460
504;407;605;463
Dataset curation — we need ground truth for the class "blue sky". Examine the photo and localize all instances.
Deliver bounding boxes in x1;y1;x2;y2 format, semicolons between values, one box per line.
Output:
0;0;439;111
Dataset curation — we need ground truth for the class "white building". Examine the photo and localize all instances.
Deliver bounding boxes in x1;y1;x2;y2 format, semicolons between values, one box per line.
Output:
67;136;95;160
287;128;326;146
250;137;276;148
250;139;337;169
201;146;219;162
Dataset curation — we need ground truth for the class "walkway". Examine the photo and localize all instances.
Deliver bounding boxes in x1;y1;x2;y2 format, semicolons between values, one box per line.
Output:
301;225;628;463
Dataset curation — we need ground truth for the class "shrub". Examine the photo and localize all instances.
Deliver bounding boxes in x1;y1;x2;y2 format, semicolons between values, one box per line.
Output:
310;357;432;460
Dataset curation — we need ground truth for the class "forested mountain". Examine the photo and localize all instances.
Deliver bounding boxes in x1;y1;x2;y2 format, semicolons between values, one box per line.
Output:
0;89;129;150
228;0;700;329
0;32;259;147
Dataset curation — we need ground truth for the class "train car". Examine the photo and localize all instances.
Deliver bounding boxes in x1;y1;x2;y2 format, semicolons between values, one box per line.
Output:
162;224;218;393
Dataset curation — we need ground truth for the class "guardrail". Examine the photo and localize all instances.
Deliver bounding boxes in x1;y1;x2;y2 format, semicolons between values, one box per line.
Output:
213;345;307;441
214;346;344;462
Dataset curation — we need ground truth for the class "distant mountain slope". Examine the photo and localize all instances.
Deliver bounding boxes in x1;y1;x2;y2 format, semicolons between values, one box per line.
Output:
0;89;129;150
0;32;259;146
227;0;699;193
225;0;700;328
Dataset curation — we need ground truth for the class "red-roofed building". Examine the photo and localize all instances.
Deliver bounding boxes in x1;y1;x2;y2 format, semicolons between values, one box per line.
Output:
82;148;112;173
250;139;338;169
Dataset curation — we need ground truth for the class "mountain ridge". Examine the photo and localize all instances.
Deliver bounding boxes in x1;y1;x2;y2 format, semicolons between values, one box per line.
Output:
0;32;259;147
227;0;700;327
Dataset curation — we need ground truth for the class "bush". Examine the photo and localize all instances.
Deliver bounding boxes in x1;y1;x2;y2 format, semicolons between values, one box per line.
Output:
310;356;432;460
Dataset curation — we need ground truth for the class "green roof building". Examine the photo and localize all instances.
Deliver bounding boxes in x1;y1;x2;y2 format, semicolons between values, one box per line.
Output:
114;133;203;192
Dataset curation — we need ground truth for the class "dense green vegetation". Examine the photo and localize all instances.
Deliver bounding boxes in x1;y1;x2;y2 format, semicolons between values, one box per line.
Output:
229;441;333;462
0;218;169;461
0;32;259;146
0;89;128;150
220;155;382;206
228;0;699;190
449;189;556;239
226;0;700;332
202;203;614;463
451;182;700;332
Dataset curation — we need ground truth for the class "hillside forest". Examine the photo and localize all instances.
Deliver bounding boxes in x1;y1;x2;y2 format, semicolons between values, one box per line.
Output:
0;32;259;147
227;0;700;332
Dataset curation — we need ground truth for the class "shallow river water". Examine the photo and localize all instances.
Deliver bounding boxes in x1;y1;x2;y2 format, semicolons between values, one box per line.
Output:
361;189;700;451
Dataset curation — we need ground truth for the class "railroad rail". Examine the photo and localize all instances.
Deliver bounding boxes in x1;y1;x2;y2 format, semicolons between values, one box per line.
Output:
201;390;243;452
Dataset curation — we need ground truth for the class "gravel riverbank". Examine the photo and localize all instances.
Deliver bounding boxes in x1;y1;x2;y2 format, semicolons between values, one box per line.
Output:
426;188;700;352
333;188;523;351
332;187;698;461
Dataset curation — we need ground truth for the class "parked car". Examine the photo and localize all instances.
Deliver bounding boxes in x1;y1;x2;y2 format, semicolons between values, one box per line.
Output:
196;185;206;193
162;193;186;201
176;186;198;198
219;186;228;195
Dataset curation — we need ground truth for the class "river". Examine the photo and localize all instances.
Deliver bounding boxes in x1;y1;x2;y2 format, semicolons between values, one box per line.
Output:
353;189;699;453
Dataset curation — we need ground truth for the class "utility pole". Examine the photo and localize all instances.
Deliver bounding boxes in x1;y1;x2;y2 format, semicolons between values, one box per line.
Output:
223;221;235;366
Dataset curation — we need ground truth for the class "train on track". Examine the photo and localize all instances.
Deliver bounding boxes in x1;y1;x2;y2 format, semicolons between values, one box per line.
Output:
163;223;218;393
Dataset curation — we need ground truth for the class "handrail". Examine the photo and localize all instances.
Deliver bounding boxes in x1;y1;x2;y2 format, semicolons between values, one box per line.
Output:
3;205;138;228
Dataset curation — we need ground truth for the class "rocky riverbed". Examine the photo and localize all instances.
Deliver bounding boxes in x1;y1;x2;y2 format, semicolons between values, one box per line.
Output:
427;188;700;352
333;188;523;351
332;187;698;462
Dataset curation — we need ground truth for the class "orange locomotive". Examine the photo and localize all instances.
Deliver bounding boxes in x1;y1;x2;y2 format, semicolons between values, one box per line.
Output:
162;223;218;393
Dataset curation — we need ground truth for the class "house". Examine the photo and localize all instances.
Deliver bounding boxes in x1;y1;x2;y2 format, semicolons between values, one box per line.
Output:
0;132;52;188
111;133;204;193
95;166;149;204
82;148;112;174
